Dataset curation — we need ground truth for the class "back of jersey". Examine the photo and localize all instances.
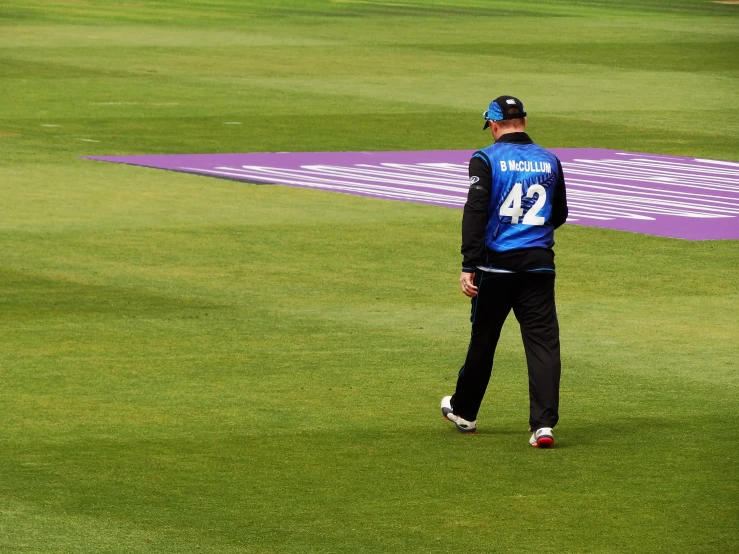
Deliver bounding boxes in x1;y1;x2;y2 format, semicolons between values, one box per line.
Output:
477;141;562;253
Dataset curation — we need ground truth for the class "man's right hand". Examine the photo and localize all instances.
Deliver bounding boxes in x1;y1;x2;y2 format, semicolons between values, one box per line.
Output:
459;271;478;298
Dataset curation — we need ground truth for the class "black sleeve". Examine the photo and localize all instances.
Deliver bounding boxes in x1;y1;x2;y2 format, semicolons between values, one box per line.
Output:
550;159;569;230
461;155;492;271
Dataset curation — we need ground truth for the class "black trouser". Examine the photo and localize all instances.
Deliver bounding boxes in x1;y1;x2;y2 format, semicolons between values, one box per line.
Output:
452;270;561;431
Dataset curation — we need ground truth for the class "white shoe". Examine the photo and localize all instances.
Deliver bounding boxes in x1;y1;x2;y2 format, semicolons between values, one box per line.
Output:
440;396;476;433
529;427;554;448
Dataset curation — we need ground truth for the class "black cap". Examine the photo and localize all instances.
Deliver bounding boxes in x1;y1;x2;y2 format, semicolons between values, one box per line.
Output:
482;95;527;130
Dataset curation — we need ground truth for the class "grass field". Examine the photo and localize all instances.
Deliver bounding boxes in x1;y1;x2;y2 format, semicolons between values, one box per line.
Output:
1;1;738;552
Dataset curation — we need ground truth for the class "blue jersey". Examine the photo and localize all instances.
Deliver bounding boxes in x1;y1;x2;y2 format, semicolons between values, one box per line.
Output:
473;141;562;253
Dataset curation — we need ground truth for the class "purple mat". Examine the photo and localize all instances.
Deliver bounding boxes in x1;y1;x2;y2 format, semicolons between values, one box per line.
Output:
86;149;739;240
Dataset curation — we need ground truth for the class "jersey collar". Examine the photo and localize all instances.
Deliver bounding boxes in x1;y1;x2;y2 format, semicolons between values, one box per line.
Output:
495;132;533;144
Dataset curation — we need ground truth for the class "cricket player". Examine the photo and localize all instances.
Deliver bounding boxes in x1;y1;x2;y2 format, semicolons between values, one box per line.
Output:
441;95;569;448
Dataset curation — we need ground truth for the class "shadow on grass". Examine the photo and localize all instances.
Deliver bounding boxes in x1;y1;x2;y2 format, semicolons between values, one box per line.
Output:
0;268;225;319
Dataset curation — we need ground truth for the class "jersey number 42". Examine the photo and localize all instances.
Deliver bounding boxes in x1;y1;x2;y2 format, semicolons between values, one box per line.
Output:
499;183;546;225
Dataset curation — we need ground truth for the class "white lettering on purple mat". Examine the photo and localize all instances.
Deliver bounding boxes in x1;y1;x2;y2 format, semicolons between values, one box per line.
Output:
85;149;739;241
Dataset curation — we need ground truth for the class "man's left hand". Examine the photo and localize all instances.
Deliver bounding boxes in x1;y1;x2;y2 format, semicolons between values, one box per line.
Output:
459;271;478;297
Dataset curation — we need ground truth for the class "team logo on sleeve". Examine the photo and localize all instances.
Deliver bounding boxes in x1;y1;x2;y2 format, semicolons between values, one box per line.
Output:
469;176;480;186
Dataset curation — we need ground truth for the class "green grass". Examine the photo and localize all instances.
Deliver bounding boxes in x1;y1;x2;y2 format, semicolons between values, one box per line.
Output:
1;1;738;552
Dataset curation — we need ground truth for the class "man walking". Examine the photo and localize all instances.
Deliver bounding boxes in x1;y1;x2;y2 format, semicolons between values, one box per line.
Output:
441;95;569;448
